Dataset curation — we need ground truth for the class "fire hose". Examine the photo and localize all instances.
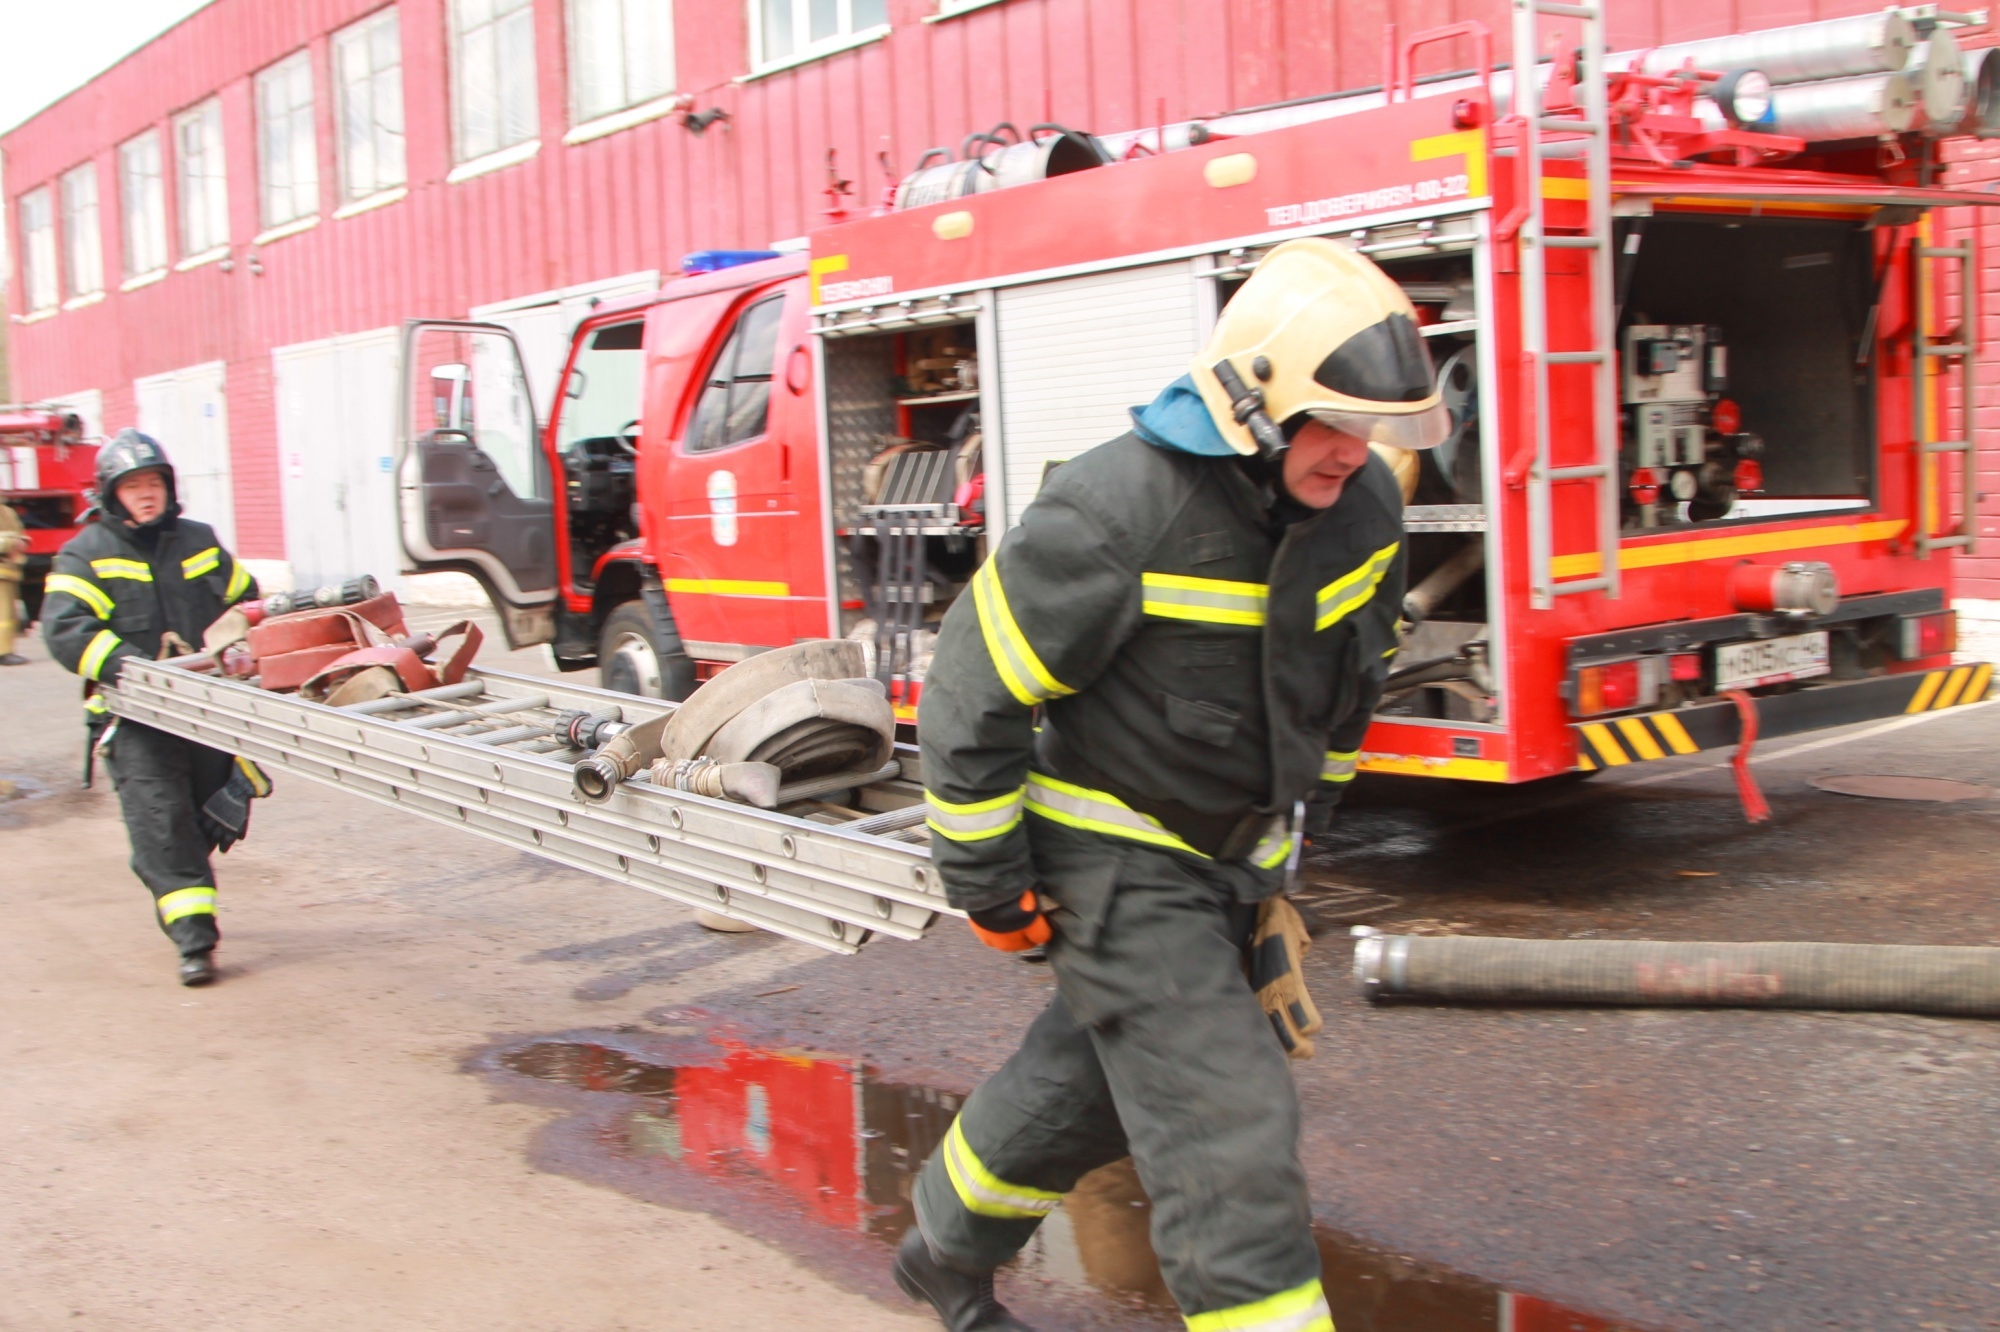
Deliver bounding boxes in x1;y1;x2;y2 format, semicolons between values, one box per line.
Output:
1352;929;2000;1017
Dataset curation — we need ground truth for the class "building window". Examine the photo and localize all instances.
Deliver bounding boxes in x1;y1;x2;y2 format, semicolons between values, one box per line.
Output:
335;8;407;201
119;130;169;277
569;0;675;123
175;99;230;256
257;51;320;227
754;0;888;68
19;188;58;312
60;164;104;299
451;0;539;162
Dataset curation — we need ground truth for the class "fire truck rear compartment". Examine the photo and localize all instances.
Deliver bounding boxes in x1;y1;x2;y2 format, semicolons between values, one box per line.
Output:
821;322;986;684
1616;213;1877;528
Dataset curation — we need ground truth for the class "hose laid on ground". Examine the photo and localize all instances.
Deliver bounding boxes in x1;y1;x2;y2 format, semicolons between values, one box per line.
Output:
1351;930;2000;1016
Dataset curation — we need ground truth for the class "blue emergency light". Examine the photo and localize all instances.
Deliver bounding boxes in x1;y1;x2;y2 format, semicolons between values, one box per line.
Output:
681;250;783;274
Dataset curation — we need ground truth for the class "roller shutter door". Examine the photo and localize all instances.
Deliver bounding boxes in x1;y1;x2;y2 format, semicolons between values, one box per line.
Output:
994;262;1201;527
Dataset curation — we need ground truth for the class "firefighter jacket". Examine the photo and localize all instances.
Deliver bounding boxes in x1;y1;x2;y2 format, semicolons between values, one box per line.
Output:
42;513;256;689
918;426;1405;914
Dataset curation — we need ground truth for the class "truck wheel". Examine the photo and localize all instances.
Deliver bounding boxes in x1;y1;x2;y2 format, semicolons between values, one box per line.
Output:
598;600;696;700
599;601;669;698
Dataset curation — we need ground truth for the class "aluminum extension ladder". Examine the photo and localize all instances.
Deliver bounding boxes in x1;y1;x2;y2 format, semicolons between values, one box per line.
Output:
1913;228;1980;558
106;658;951;954
1511;0;1621;608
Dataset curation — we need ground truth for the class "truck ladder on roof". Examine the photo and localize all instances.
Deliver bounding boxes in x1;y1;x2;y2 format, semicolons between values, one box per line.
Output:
1914;229;1980;558
106;660;951;955
1511;0;1621;608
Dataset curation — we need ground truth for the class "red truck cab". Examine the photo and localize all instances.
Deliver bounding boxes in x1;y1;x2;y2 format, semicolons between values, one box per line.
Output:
399;252;827;698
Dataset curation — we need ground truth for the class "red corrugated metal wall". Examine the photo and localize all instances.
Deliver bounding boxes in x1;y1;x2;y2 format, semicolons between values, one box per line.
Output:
2;0;1987;564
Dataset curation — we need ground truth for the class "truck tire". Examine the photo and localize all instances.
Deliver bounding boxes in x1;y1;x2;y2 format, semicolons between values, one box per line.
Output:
598;600;696;700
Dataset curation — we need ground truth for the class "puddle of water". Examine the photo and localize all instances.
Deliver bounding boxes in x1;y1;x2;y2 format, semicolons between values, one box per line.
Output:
496;1036;1646;1332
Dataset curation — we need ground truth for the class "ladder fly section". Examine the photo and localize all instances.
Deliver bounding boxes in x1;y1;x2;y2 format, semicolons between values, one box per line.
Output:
1914;232;1979;558
1511;0;1620;608
106;662;949;954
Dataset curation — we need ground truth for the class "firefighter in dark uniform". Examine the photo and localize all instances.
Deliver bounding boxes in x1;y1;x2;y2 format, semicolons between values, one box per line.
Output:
42;430;262;987
893;239;1449;1332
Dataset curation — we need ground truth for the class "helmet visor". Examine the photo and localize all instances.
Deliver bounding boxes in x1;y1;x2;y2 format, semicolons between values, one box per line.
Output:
1308;402;1452;451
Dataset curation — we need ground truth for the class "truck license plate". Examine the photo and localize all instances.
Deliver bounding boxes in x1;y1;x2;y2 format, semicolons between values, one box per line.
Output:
1714;631;1830;692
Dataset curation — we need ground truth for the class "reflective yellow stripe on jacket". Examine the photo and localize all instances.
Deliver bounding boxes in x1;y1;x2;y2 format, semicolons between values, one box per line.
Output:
1141;573;1268;627
1023;772;1208;858
181;546;220;579
156;886;217;925
225;557;252;602
90;557;153;582
78;629;123;681
940;1119;1062;1220
45;572;114;618
972;559;1074;707
1184;1278;1334;1332
1321;749;1359;784
925;788;1025;843
1315;541;1398;631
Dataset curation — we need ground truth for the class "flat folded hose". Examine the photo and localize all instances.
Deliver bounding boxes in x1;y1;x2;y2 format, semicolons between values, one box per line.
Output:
1352;930;2000;1017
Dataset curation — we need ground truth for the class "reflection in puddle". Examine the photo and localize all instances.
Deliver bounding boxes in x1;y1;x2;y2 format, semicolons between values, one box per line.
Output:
497;1038;1643;1332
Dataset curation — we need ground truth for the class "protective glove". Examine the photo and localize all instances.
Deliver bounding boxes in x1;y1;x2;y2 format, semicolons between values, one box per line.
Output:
198;757;275;854
966;890;1052;954
1248;895;1323;1060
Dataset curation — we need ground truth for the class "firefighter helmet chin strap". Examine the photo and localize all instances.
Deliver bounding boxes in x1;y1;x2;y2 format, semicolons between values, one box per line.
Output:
1209;357;1288;463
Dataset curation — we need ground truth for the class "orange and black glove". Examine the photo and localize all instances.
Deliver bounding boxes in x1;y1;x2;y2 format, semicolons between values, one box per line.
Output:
967;890;1052;953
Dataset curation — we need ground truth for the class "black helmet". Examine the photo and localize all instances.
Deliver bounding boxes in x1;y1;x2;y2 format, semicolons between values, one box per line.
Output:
95;429;178;521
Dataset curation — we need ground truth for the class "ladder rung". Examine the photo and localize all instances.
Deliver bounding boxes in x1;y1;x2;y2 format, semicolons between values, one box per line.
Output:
1550;577;1614;596
1923;534;1974;550
1535;2;1600;18
1921;439;1973;454
1549;463;1613;480
1539;118;1604;136
1919;246;1972;260
1922;345;1971;357
1545;351;1607;365
1544;236;1602;249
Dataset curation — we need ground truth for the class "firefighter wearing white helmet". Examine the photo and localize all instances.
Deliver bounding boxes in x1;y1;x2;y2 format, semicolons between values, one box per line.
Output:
896;238;1439;1332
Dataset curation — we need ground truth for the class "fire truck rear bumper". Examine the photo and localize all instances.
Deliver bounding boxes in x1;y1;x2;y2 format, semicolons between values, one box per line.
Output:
1573;663;1994;771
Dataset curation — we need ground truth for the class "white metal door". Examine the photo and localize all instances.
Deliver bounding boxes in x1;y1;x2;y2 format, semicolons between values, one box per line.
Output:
993;261;1203;526
274;329;403;592
135;361;234;549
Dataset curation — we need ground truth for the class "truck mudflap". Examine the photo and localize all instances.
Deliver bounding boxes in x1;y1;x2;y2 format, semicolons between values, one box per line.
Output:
1573;663;1994;771
105;661;950;954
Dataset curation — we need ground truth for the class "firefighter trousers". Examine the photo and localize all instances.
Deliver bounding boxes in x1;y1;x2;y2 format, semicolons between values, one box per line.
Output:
104;719;234;957
0;567;20;656
913;831;1329;1330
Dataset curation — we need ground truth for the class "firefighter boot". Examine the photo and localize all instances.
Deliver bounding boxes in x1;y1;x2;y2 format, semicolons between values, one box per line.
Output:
893;1227;1036;1331
178;951;218;987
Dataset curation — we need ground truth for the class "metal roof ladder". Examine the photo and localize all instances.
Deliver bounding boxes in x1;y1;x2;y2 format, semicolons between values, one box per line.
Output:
1913;230;1979;558
1511;0;1620;608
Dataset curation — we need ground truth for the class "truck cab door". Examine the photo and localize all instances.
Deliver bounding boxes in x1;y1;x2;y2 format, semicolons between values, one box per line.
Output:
398;320;557;647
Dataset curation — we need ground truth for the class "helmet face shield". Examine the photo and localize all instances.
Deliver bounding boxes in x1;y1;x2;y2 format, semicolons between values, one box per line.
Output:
1307;401;1452;451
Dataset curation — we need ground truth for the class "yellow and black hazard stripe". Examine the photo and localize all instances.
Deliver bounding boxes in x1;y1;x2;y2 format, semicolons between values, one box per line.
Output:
1573;663;1994;770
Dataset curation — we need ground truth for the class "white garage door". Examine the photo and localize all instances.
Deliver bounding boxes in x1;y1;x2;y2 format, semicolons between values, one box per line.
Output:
471;269;660;416
135;361;234;549
994;261;1203;527
273;329;404;593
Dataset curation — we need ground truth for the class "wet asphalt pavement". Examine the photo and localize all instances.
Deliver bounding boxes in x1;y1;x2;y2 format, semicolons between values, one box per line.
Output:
7;614;1999;1330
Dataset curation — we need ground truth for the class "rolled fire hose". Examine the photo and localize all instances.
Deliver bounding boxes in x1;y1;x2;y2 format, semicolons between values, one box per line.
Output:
1352;929;2000;1017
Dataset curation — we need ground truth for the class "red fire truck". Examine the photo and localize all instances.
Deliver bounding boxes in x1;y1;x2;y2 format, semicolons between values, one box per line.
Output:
0;404;98;624
398;8;1996;798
